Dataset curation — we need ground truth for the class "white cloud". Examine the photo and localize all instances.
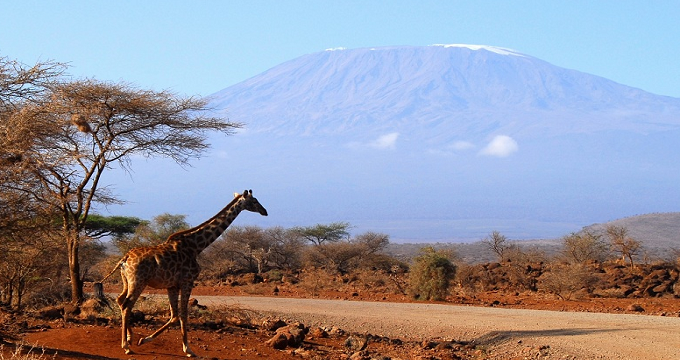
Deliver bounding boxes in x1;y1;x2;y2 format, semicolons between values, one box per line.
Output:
480;135;518;157
369;132;399;150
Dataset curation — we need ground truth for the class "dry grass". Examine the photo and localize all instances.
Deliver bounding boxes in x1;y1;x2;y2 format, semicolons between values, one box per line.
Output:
76;295;260;330
0;343;54;360
298;269;341;297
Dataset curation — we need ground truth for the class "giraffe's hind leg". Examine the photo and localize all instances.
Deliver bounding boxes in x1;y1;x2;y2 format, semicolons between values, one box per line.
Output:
138;287;180;346
118;282;145;355
179;285;197;357
116;274;133;353
116;278;134;344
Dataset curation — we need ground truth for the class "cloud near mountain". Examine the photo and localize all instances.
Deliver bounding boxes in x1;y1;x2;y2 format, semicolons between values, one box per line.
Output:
369;132;399;150
480;135;518;157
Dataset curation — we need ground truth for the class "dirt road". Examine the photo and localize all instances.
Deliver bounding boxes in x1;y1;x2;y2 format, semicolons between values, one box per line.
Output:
195;295;680;360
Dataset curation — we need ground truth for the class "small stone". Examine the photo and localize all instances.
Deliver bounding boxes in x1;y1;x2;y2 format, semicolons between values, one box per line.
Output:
627;304;645;312
262;318;287;331
345;335;368;352
265;332;289;349
309;327;328;338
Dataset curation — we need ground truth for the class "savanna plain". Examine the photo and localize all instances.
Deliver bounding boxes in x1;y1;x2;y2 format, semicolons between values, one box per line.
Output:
3;226;680;360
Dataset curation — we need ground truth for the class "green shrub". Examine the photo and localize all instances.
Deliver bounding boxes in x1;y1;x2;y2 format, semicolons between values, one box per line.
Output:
408;247;457;301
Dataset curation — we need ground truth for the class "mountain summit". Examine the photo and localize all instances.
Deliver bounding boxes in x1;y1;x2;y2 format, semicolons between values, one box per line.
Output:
210;45;680;144
121;45;680;242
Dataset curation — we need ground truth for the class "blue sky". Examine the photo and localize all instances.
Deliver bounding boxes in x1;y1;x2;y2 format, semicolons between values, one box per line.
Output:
2;1;679;98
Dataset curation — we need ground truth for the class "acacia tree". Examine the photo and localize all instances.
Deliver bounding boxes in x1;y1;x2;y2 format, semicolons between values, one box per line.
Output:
482;230;514;262
264;226;305;271
302;230;390;273
1;58;68;308
606;225;641;270
293;222;351;245
83;214;143;240
1;57;65;225
207;225;272;274
562;230;609;264
8;78;241;303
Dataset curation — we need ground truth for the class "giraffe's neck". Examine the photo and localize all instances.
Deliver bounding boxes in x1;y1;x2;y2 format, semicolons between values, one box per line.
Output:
169;196;246;254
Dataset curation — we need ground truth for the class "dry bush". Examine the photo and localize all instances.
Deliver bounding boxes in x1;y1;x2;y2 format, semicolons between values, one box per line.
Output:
592;287;630;299
360;253;406;272
21;281;71;310
538;263;599;300
562;230;609;264
502;247;547;291
189;303;259;329
348;269;405;295
240;282;279;296
298;268;342;296
0;227;67;310
455;263;491;293
301;242;359;273
127;296;172;319
452;247;547;297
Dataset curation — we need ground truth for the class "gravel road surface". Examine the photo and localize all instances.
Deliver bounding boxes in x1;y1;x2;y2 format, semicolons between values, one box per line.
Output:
194;295;680;360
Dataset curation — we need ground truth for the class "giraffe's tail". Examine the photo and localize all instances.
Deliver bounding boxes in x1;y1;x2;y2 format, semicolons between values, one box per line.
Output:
93;255;127;308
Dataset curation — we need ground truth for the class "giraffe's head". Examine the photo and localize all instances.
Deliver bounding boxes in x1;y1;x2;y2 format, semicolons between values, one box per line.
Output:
236;189;268;216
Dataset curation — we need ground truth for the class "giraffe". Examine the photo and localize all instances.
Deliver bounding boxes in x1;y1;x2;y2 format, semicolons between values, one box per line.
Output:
97;189;267;357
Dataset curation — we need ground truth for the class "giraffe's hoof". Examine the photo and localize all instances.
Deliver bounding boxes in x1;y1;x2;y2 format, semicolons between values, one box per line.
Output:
124;348;134;355
184;347;197;357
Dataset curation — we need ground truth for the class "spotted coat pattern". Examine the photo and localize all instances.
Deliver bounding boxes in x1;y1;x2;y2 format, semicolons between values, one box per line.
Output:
113;190;267;357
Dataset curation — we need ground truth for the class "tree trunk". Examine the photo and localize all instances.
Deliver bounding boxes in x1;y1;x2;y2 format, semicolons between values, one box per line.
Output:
3;282;13;307
67;234;83;304
16;278;24;310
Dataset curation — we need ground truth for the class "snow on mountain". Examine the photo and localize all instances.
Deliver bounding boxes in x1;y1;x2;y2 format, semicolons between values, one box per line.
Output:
108;45;680;242
431;44;526;57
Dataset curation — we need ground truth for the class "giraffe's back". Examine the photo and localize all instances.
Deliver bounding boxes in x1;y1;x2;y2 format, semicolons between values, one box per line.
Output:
122;244;195;289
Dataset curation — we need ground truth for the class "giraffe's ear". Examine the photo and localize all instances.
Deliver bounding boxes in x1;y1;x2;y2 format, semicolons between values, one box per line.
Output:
234;192;240;198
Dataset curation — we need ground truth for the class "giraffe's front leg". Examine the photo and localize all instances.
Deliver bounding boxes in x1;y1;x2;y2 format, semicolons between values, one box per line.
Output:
138;288;180;346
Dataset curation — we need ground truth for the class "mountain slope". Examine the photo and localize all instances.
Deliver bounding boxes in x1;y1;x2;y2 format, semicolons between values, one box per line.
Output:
107;45;680;242
584;212;680;250
209;45;680;142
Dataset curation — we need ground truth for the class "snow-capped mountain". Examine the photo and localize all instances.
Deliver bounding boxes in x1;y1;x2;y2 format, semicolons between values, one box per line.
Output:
111;45;680;242
209;44;680;142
